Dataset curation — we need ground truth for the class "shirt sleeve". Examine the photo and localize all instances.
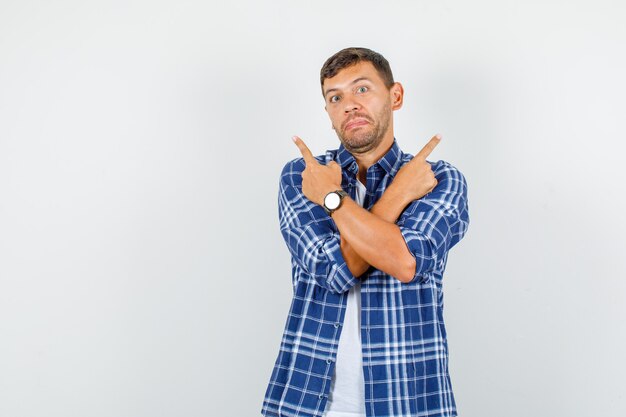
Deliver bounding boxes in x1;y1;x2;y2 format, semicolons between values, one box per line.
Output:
397;160;470;284
277;159;359;294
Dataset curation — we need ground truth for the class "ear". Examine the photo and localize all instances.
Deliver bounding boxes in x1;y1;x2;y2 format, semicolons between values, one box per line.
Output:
390;82;404;111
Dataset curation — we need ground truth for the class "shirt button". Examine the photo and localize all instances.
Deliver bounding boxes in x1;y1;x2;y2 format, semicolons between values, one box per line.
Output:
334;322;340;328
326;358;332;364
319;393;325;399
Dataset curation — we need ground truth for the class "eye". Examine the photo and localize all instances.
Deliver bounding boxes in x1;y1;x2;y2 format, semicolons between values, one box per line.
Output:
357;86;368;93
330;95;340;103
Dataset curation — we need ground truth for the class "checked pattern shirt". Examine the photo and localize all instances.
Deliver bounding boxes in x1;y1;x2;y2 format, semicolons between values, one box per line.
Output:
261;138;470;417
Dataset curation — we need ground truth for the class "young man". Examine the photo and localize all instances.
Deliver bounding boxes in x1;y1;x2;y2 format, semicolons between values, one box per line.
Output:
261;47;470;417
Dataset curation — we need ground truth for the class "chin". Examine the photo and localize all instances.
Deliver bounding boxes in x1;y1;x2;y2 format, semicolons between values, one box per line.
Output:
342;129;371;143
342;136;379;153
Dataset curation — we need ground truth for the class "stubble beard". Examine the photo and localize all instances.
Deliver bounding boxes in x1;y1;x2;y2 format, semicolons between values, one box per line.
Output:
335;101;392;155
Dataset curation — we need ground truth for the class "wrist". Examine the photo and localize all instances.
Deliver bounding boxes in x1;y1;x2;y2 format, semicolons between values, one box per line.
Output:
379;183;411;208
319;184;342;206
371;184;411;223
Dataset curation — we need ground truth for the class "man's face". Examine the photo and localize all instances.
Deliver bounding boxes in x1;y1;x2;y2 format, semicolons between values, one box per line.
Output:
323;61;400;154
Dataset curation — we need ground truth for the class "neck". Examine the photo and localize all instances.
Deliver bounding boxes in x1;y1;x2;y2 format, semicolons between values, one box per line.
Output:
352;132;394;184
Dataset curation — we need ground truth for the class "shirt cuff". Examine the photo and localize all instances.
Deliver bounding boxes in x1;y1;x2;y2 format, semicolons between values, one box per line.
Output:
399;227;435;284
322;232;359;293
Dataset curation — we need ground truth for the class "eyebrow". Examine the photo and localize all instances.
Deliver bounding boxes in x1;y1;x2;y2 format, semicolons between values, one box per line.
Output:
324;77;372;98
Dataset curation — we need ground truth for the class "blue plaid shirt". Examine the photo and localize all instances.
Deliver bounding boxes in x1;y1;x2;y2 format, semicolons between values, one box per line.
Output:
261;138;470;417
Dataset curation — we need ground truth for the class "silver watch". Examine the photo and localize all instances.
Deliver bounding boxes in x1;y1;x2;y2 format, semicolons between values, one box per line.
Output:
323;190;348;216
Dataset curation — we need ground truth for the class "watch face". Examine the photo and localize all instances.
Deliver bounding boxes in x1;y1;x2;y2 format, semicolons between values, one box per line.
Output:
324;192;341;210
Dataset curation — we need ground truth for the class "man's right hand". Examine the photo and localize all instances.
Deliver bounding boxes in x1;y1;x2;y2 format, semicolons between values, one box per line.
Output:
390;134;442;203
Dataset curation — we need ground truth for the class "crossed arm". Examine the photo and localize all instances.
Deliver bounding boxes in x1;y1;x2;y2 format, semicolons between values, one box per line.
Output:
334;183;416;281
280;135;459;291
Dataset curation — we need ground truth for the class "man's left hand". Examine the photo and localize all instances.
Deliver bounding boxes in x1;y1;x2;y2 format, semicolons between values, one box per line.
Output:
292;135;342;206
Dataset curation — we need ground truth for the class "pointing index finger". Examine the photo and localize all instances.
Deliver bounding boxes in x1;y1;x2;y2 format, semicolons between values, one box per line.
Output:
415;134;442;160
292;135;317;165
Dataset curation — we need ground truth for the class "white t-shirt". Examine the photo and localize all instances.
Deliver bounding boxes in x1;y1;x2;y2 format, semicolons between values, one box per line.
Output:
322;180;367;417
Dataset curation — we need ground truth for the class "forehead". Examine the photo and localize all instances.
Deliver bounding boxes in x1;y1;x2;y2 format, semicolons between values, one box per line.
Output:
322;61;384;93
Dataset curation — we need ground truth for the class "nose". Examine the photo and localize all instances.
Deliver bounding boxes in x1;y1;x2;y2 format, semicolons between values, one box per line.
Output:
343;96;360;113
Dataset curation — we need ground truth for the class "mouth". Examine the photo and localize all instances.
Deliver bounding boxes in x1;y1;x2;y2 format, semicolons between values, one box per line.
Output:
345;118;369;130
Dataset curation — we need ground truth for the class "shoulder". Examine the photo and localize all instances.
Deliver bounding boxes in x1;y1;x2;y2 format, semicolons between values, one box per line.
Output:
432;159;467;182
398;153;468;192
279;157;304;188
427;159;467;193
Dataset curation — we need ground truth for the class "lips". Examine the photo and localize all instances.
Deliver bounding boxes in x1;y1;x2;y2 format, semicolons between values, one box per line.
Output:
345;118;369;130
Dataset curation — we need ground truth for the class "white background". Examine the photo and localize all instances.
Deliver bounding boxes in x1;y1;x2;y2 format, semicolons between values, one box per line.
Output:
1;1;625;416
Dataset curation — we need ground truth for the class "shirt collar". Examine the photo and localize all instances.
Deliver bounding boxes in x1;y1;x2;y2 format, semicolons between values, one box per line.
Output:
335;137;403;176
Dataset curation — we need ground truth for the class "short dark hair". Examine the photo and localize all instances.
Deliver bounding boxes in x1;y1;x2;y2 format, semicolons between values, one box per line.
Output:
320;47;395;96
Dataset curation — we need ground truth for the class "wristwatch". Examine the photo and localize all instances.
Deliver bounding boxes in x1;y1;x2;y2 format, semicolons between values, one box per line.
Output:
323;189;348;216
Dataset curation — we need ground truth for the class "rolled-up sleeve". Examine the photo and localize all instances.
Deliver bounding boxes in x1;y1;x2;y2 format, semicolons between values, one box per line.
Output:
278;160;358;294
397;160;470;284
